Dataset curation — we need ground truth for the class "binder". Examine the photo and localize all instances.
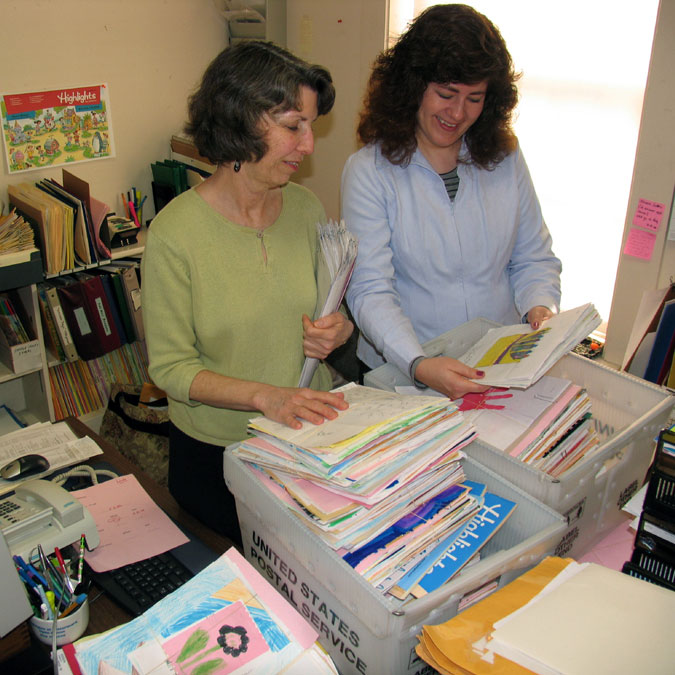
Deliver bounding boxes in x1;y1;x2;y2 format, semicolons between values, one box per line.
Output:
95;266;136;342
88;269;129;345
36;283;67;362
55;274;121;360
111;261;144;341
74;272;122;353
41;282;79;362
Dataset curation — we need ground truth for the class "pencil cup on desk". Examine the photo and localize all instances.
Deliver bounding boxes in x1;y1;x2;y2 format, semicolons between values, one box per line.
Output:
29;597;89;646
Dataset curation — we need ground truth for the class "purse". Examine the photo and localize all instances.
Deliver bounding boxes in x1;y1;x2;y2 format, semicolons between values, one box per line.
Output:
99;383;170;486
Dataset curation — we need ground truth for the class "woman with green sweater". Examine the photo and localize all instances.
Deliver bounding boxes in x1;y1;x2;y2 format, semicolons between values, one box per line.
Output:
141;42;353;546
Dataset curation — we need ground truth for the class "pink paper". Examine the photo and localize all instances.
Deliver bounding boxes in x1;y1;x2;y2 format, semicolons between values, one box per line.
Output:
163;600;270;674
224;548;318;649
577;517;636;571
632;198;665;231
72;474;189;572
623;227;656;260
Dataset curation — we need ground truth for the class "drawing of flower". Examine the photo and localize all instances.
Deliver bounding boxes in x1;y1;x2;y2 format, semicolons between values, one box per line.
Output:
217;625;249;658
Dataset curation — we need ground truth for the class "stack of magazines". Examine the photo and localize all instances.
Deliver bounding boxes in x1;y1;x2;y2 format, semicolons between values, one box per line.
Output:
233;384;517;600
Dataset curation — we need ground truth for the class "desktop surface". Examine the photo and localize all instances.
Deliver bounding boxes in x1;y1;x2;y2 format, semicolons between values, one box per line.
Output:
2;417;236;673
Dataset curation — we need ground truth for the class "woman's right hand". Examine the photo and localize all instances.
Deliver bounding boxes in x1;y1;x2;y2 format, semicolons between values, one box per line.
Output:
414;356;489;399
255;386;349;430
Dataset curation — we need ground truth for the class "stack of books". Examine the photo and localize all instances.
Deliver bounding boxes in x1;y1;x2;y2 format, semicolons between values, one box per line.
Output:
233;384;517;600
48;341;149;420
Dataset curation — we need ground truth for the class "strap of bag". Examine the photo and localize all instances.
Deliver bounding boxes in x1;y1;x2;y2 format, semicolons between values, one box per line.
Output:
107;390;171;437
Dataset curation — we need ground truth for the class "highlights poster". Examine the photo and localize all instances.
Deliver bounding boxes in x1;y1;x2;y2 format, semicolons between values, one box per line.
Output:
1;83;115;173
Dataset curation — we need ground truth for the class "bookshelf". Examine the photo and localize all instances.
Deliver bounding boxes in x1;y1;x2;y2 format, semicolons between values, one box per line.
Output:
0;243;149;432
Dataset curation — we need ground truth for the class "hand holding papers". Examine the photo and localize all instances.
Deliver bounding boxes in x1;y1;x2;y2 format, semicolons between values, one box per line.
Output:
459;303;601;389
298;219;357;388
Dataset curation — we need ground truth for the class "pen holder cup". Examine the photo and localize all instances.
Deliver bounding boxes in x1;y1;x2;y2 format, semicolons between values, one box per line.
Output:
29;598;89;647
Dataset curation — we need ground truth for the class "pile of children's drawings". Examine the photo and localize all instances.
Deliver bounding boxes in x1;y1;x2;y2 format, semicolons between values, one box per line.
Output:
232;383;517;601
64;548;338;674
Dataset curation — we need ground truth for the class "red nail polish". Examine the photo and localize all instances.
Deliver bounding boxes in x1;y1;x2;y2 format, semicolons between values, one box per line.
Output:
476;370;485;377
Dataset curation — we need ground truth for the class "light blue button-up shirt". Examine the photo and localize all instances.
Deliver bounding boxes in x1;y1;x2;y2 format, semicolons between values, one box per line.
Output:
341;142;562;376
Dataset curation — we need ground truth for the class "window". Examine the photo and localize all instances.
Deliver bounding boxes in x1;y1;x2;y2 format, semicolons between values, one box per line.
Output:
389;1;659;327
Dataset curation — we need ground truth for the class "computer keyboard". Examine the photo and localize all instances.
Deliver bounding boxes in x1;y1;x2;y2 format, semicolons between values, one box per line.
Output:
86;550;194;616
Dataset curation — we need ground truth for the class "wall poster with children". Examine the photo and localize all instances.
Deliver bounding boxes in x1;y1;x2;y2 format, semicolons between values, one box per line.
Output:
1;83;115;173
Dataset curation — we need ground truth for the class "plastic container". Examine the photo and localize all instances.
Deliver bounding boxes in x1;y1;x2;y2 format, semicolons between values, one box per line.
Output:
364;318;674;558
29;598;89;647
224;450;566;675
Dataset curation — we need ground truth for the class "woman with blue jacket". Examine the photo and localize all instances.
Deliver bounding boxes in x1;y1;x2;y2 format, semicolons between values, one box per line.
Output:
342;4;562;399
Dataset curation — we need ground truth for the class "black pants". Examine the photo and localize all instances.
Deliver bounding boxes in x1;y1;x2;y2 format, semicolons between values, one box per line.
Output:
168;422;242;548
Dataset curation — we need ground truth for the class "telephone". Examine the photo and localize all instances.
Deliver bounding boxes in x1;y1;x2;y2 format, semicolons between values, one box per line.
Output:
0;479;100;562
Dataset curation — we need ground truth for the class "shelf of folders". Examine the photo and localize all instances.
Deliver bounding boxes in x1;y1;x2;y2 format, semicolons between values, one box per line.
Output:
35;259;149;420
8;170;118;277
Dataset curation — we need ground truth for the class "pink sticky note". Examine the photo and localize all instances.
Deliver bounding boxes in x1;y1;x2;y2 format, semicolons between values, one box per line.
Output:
624;227;656;260
632;198;665;231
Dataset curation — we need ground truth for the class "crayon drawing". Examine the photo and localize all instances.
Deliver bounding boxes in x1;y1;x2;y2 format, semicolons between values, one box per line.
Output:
163;601;271;674
474;327;550;367
1;84;115;173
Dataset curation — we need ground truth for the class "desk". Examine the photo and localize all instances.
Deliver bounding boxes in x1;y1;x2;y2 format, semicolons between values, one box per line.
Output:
5;417;236;673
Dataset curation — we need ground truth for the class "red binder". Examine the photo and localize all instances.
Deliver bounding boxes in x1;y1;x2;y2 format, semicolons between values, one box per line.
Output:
55;273;121;360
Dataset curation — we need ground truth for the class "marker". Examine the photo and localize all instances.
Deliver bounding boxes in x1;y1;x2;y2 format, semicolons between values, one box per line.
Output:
14;555;48;587
39;587;54;620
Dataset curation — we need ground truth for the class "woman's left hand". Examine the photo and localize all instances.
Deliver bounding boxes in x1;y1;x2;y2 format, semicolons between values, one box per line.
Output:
302;312;354;359
526;305;554;330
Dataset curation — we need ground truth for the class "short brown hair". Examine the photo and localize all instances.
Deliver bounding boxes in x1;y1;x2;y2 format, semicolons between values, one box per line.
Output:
185;41;335;165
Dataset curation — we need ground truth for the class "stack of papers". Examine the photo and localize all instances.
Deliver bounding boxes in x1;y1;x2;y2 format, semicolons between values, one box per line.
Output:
0;421;103;496
64;548;338;674
298;219;357;387
234;384;516;599
416;557;675;674
456;375;600;478
459;303;602;388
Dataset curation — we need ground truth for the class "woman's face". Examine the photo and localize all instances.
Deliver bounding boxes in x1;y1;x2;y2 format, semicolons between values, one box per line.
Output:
415;81;487;158
252;86;318;189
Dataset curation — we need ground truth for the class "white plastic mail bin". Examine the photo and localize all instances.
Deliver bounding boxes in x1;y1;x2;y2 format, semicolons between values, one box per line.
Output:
224;449;566;675
364;318;674;558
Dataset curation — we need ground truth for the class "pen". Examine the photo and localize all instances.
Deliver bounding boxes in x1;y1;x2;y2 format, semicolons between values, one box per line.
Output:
14;555;48;587
77;534;86;584
37;586;52;619
53;546;74;594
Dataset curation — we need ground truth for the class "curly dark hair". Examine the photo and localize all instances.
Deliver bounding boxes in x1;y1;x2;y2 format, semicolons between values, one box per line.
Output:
357;4;519;168
185;40;335;166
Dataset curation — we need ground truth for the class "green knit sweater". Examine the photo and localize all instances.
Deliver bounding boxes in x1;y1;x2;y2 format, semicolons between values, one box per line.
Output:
141;184;332;447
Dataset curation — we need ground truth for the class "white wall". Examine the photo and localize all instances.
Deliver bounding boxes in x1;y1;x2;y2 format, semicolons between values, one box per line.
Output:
604;0;675;365
285;0;388;220
0;0;227;221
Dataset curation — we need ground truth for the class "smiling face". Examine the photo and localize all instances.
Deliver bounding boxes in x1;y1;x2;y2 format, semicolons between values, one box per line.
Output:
415;81;487;170
250;85;318;189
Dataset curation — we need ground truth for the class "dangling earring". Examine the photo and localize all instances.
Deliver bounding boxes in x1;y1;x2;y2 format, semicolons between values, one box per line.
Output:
233;160;241;173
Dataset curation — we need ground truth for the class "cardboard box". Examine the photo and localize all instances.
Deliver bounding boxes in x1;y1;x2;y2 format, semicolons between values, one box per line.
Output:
224;451;566;675
364;318;674;558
